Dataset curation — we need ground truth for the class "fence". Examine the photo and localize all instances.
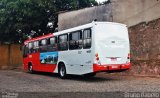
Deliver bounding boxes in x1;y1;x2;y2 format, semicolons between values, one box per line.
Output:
0;44;22;69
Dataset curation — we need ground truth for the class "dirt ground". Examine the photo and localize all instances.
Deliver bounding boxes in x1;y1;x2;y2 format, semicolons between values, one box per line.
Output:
0;70;160;97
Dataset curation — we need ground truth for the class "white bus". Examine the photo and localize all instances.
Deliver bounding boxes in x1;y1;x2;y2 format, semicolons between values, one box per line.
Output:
23;21;131;79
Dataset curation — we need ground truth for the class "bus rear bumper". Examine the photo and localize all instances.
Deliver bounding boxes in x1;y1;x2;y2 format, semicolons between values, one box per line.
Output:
93;63;131;73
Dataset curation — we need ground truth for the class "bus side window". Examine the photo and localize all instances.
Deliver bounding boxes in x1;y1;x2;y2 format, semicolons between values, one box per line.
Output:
46;37;57;52
50;37;58;51
69;31;82;50
40;39;47;52
33;41;39;53
58;34;68;51
28;42;33;54
83;28;92;49
23;44;29;57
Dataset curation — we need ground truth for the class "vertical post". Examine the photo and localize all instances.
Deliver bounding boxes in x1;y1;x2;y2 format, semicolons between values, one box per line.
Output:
8;44;11;67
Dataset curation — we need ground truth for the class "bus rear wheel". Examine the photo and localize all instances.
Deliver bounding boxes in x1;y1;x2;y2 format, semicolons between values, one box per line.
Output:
58;63;67;79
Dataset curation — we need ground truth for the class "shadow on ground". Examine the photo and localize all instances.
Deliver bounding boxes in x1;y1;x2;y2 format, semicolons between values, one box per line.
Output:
30;71;121;82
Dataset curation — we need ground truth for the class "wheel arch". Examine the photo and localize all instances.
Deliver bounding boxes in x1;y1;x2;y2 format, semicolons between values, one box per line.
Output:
28;61;34;70
28;62;32;68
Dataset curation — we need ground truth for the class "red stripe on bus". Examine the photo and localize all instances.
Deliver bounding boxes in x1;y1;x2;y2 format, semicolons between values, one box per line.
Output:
93;63;131;72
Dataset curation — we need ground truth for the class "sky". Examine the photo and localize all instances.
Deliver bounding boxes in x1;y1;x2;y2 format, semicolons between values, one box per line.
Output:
96;0;108;3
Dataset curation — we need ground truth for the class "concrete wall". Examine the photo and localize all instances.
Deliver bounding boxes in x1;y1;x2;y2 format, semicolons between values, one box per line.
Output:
58;4;112;31
112;0;160;27
58;0;160;29
0;44;22;69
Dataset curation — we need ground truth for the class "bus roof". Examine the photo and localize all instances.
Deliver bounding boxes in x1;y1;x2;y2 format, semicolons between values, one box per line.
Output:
54;21;126;36
24;21;127;45
24;33;53;44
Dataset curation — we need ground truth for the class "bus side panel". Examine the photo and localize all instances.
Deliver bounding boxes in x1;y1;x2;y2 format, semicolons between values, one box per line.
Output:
23;53;42;72
31;53;41;71
57;27;95;75
57;50;93;75
38;52;58;73
24;52;57;73
80;48;94;74
23;57;29;71
80;27;96;74
39;63;57;72
57;51;81;75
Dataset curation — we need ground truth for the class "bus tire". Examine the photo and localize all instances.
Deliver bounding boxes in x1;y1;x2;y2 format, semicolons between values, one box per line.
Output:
28;63;34;74
58;63;67;79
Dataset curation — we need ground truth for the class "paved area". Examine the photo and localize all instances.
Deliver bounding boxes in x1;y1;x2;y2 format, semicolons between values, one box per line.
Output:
0;70;160;93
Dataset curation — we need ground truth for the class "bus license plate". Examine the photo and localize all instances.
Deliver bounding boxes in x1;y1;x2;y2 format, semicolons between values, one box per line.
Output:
112;66;118;69
111;58;117;61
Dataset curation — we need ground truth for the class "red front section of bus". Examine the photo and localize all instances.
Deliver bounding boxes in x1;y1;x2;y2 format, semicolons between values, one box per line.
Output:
23;53;57;73
23;34;57;73
93;63;131;73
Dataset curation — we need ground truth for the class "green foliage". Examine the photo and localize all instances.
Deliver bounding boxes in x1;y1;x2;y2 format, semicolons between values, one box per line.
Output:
0;0;97;43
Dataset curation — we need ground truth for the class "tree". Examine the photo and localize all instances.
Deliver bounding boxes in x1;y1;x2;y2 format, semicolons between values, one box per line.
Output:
0;0;97;43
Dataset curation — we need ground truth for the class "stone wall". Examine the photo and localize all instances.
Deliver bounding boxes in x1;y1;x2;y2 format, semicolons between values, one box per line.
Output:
128;18;160;76
129;19;160;60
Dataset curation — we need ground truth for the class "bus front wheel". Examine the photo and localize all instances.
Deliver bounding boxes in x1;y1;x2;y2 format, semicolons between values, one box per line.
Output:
28;63;34;73
58;63;67;79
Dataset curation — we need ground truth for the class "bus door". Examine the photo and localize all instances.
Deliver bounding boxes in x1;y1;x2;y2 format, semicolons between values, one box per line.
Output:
68;31;84;74
81;28;93;73
23;44;29;71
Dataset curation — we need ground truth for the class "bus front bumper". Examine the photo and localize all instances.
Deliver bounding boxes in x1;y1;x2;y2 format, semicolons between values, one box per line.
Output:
93;63;131;73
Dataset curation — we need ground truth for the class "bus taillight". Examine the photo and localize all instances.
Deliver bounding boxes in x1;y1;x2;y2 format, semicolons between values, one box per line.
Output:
95;53;101;65
95;53;99;60
95;53;98;57
96;57;99;61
